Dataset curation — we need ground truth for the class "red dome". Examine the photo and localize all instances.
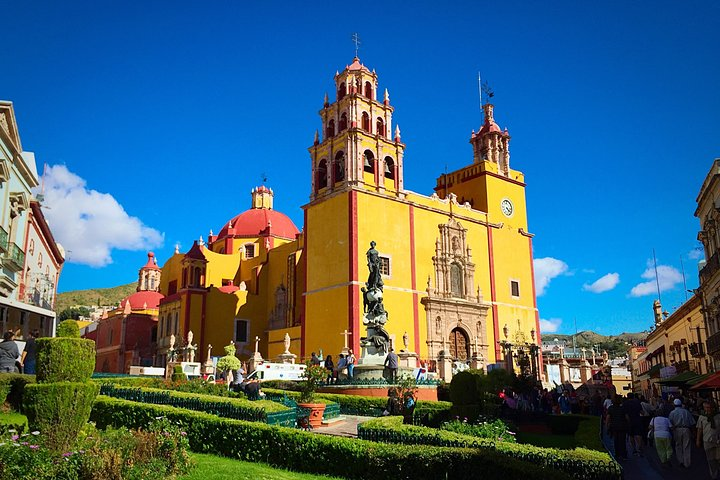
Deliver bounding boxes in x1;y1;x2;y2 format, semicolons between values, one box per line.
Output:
217;208;299;240
121;290;164;310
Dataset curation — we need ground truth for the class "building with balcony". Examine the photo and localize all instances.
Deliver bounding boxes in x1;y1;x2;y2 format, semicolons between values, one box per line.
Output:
0;101;64;338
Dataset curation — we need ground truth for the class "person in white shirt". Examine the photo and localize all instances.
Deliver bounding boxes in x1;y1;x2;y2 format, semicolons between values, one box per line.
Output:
697;401;720;479
649;412;673;467
669;398;696;468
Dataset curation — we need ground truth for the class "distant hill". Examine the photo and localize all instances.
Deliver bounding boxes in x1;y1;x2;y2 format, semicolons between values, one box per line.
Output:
546;330;645;358
56;282;136;312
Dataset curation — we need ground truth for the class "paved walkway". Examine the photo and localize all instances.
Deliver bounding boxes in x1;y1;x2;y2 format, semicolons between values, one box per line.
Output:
312;415;375;438
603;430;712;479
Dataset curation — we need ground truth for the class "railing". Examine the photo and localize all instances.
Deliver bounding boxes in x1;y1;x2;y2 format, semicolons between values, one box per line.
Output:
701;252;720;283
3;242;24;271
689;342;705;358
0;226;7;253
707;331;720;356
674;360;690;373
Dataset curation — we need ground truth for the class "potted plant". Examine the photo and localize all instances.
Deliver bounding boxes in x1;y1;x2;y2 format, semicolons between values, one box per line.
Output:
297;362;328;428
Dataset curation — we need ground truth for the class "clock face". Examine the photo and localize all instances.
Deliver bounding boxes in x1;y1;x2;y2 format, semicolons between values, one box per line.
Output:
501;198;514;217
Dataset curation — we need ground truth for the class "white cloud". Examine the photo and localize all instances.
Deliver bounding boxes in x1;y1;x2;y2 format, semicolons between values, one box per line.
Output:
539;318;562;333
688;247;704;260
39;165;163;267
534;257;569;296
629;263;684;297
583;273;620;293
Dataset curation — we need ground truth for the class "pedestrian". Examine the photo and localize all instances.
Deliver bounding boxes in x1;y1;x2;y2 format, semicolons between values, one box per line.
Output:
324;355;334;383
310;352;321;366
0;331;20;373
649;410;673;467
346;349;356;379
384;348;398;383
606;395;629;460
336;354;347;379
623;393;644;456
20;329;39;375
559;390;572;414
669;398;696;468
697;400;720;479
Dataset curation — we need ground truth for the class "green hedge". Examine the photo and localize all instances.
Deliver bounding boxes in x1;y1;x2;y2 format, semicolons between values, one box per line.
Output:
90;396;570;480
56;319;80;338
35;338;95;383
357;416;621;480
23;382;99;452
0;374;35;410
0;411;28;435
574;415;605;452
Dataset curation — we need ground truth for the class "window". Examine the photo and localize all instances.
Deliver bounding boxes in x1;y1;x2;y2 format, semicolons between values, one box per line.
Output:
28;239;34;255
174;313;179;334
510;280;520;298
244;244;255;259
361;112;370;131
326;119;335;138
384;157;395;180
450;263;463;297
168;280;177;295
364;81;373;99
339;112;347;131
37;253;43;269
316;159;328;190
363;150;375;174
337;82;346;100
234;319;249;343
380;256;391;276
45;266;50;277
376;117;385;137
334;151;345;182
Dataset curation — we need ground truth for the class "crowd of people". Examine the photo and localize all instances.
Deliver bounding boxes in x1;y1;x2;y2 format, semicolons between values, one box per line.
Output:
309;350;360;383
0;329;38;374
605;392;720;478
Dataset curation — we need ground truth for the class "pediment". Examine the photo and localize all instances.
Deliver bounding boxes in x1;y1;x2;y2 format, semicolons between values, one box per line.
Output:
0;102;22;151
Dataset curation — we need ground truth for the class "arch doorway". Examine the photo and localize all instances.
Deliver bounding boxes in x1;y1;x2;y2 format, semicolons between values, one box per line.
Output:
448;328;470;361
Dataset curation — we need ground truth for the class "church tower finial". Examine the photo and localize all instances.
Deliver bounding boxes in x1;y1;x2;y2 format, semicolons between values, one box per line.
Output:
137;252;161;292
469;102;511;176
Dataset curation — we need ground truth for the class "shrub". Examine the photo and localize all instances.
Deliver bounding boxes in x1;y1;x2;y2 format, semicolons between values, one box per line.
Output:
35;338;95;383
23;382;99;452
357;416;621;480
215;343;241;380
450;369;481;405
171;365;187;383
90;396;571;480
442;417;517;443
56;319;80;338
573;415;605;452
260;379;303;391
0;412;28;435
0;374;35;410
298;363;329;403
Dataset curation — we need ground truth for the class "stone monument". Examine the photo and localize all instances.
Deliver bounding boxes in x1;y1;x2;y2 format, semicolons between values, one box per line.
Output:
278;333;297;364
247;335;264;373
203;344;215;376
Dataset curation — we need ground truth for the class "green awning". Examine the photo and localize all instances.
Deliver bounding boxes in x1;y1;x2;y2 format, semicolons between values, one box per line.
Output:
688;372;715;386
646;364;663;378
657;370;701;386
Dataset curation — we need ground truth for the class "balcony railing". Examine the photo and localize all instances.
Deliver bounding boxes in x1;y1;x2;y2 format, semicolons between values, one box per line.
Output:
0;227;7;254
701;252;720;283
706;331;720;356
3;242;24;272
689;342;705;358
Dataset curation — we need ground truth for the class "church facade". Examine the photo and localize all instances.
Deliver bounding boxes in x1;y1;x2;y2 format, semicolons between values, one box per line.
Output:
155;57;542;380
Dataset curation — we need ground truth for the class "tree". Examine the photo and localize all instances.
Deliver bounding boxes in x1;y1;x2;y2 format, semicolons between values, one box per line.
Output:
216;343;241;390
57;307;91;322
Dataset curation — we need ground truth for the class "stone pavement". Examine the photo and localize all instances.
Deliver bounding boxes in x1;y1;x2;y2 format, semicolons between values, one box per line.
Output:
312;415;375;438
603;430;712;479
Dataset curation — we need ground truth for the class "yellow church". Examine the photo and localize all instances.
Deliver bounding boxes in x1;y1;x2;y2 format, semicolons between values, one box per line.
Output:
156;57;542;381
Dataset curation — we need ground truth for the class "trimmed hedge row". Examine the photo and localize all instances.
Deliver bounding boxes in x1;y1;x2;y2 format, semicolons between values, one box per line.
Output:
90;396;571;480
0;374;35;410
574;415;605;452
0;411;28;435
98;385;294;425
357;416;621;480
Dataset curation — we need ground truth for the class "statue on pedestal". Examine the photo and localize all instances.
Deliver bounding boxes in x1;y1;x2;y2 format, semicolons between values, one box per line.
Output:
185;330;198;363
360;241;391;356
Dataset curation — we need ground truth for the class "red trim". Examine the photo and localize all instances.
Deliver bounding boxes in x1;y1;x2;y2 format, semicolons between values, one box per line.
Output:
487;227;500;359
409;206;420;359
349;191;360;353
29;202;64;264
374;159;379;186
301;210;308;359
184;292;191;338
199;291;207;362
528;237;543;375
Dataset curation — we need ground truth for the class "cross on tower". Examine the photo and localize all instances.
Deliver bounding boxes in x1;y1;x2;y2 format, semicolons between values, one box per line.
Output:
351;32;361;58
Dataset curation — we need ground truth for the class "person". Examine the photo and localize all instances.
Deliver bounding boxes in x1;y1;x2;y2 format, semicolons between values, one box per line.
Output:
649;410;673;467
336;354;347;379
639;395;653;445
697;400;720;479
0;331;20;373
20;329;38;375
384;348;398;383
669;398;696;468
623;393;644;456
346;349;356;379
237;362;246;382
606;395;629;460
310;352;321;366
591;390;602;416
559;390;572;414
383;387;401;416
324;355;334;383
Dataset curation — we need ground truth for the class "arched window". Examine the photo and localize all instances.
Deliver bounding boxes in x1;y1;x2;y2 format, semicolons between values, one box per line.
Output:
194;267;201;286
339;112;348;131
450;262;463;297
37;253;43;269
338;82;346;100
384;157;395;180
174;312;179;334
317;159;328;190
29;239;35;255
334;151;345;182
376;117;385;137
361;112;370;132
326;119;335;138
182;268;188;288
364;81;373;99
363;150;375;174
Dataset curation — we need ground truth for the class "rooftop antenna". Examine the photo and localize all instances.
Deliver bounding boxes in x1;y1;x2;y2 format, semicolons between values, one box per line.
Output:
680;255;688;301
573;317;577;353
478;73;483;109
481;80;494;106
351;32;361;58
653;248;662;306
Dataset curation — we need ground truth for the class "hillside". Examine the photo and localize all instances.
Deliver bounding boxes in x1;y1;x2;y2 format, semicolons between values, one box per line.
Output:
547;330;645;358
56;282;136;312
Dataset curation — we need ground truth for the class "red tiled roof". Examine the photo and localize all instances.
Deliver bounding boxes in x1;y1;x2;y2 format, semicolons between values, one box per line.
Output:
217;208;299;240
121;290;163;310
142;252;161;271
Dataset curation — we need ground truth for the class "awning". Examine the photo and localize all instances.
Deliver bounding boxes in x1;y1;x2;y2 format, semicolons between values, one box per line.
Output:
645;364;663;378
657;371;701;386
689;372;715;386
691;371;720;390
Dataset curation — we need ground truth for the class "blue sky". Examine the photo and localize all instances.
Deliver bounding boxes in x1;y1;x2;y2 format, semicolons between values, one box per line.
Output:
2;1;719;335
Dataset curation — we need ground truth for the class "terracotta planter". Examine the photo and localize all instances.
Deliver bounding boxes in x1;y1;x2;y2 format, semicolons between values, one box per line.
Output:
297;402;326;428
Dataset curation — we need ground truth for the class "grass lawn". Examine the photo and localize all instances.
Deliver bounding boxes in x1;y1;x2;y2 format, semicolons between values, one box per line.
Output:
515;432;576;449
179;453;345;480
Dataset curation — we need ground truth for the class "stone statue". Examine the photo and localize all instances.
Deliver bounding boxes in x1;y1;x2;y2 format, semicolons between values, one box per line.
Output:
366;241;383;290
207;344;213;360
187;331;193;346
169;334;176;351
185;330;198;363
402;331;409;350
360;241;391;356
283;333;291;354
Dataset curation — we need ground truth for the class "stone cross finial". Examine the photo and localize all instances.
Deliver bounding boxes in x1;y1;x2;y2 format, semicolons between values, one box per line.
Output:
341;329;352;349
581;347;586;361
254;336;260;353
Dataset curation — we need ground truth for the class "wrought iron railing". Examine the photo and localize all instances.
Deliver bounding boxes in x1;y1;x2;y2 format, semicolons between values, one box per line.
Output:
707;331;720;356
4;242;24;270
0;226;7;253
701;252;720;283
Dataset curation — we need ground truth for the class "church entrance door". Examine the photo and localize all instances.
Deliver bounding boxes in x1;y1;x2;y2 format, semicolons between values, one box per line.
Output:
448;328;470;361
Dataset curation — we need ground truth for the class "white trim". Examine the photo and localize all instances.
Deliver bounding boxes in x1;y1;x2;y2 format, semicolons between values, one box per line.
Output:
0;296;56;318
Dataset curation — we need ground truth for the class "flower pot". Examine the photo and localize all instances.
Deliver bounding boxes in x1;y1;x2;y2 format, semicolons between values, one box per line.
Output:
297;402;326;428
